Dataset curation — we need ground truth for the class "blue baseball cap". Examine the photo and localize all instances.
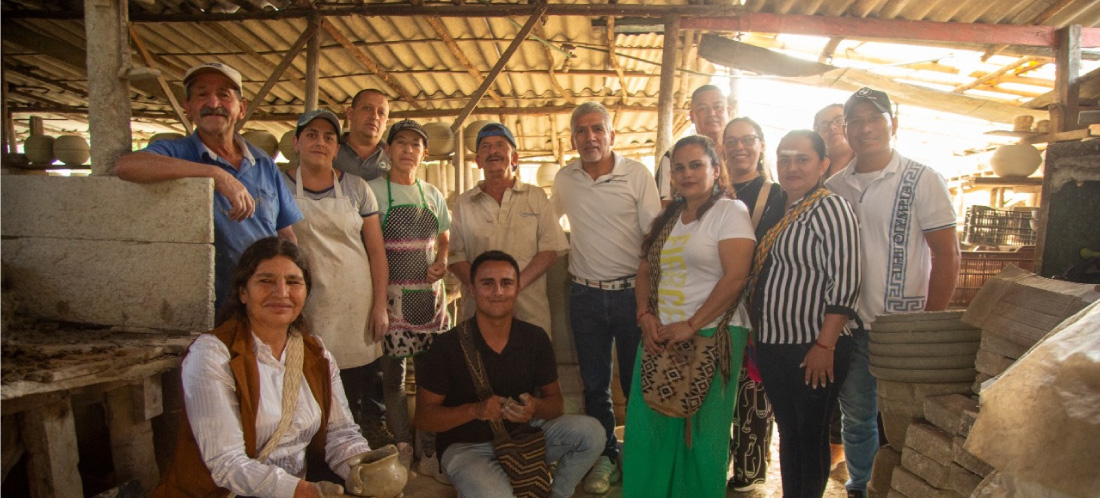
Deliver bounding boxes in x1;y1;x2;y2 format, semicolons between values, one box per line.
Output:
475;122;517;150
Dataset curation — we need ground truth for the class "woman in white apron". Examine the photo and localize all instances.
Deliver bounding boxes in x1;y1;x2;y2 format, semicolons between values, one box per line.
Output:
368;119;451;470
281;110;390;431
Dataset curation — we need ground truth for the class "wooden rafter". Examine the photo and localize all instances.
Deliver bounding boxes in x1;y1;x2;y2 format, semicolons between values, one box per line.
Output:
605;16;629;106
819;36;842;64
320;19;424;110
129;25;192;131
533;22;573;105
239;18;320;127
982;0;1082;60
424;16;505;107
1;64;87;98
205;23;333;107
953;56;1041;93
450;0;550;133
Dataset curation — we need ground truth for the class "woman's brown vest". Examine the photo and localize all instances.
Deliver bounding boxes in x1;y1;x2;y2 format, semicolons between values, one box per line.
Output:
152;318;332;497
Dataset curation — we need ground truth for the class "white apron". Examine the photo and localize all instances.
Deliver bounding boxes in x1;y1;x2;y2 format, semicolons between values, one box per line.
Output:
292;168;380;368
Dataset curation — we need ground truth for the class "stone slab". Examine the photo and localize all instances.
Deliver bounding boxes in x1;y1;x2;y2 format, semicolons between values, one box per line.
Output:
880;396;925;418
901;447;950;488
878;380;973;402
904;422;954;464
882;413;921;448
891;467;963;498
1;176;213;244
870;444;902;497
2;238;214;331
923;394;979;437
948;463;982;497
974;350;1015;377
978;332;1030;359
952;436;994;477
886;491;911;498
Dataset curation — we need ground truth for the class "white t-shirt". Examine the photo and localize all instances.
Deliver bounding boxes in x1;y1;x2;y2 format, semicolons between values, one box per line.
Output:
826;150;957;329
551;153;661;281
657;198;755;329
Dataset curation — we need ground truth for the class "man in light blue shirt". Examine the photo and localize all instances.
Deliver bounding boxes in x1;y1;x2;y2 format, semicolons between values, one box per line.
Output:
116;62;301;312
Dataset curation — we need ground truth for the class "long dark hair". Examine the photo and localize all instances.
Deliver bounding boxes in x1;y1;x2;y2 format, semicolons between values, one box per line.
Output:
723;116;770;182
641;135;732;254
215;237;313;330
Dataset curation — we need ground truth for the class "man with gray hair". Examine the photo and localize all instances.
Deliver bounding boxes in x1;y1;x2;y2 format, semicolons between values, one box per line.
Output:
116;62;301;312
551;101;661;494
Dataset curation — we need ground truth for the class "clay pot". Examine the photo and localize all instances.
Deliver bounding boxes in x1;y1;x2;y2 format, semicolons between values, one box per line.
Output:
422;121;455;156
279;130;298;163
242;130;279;159
53;135;90;166
23;135;56;166
536;162;560;188
344;444;408;498
462;119;495;153
149;132;185;146
990;143;1042;178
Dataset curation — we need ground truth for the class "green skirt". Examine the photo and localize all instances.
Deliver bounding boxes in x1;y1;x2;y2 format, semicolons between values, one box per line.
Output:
622;325;749;498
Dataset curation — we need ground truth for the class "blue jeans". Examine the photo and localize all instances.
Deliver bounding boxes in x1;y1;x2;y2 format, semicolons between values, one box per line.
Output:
440;415;606;498
568;283;642;460
839;328;878;491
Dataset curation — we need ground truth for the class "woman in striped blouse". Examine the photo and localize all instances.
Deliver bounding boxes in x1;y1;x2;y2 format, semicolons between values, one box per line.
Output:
747;130;862;498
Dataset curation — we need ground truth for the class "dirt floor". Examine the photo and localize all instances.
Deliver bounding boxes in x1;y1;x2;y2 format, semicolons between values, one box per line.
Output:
401;423;851;497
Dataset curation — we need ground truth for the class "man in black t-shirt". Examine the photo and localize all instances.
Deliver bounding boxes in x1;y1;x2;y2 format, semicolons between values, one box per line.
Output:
414;250;605;497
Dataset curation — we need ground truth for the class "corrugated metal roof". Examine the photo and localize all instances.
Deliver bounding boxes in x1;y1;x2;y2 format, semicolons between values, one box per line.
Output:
2;0;1097;166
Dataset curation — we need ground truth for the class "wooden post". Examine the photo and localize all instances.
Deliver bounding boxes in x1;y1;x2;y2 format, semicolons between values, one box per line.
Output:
1052;25;1082;133
106;385;160;493
20;399;83;498
656;15;680;163
305;14;321;112
85;0;133;175
1;79;13;158
455;124;465;194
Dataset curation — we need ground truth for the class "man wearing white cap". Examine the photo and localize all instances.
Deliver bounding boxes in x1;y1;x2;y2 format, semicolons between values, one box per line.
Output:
117;62;302;312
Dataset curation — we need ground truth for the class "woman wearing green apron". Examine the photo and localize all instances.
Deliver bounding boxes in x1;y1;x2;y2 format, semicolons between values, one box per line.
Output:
280;109;390;412
368;119;451;470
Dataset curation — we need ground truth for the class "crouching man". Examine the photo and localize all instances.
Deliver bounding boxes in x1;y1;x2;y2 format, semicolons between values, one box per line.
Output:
414;250;605;497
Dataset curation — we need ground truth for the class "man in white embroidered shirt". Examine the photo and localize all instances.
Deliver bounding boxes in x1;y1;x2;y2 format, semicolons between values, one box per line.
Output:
551;101;661;494
825;87;961;498
449;122;568;335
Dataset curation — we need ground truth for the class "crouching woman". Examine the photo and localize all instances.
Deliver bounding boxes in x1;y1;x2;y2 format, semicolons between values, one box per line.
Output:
153;237;404;498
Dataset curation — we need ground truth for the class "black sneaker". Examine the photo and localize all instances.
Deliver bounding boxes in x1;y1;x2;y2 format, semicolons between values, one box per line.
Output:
846;489;867;498
728;477;764;493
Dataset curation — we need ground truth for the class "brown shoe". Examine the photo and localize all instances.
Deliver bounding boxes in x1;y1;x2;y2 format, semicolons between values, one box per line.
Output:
830;443;847;471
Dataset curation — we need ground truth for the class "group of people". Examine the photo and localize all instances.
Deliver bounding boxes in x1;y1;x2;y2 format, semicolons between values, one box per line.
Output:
117;60;960;498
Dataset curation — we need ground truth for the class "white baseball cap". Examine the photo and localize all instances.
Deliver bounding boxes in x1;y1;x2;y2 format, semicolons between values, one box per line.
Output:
183;62;243;92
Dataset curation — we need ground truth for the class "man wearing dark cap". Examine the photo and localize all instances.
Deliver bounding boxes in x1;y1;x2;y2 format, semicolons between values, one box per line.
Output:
449;122;568;335
367;118;452;473
825;87;960;498
116;62;301;312
280;110;390;454
336;88;392;181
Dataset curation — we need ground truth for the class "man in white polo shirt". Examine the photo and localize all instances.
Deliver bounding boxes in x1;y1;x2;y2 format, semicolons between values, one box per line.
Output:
551;101;661;494
825;87;960;498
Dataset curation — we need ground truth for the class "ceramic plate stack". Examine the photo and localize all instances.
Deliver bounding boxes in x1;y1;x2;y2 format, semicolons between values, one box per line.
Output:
869;310;980;384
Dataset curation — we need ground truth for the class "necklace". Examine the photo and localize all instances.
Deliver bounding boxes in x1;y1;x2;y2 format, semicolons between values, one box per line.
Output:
734;176;761;197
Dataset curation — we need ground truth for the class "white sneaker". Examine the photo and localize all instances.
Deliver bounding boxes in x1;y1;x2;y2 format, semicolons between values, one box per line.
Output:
418;453;451;485
582;456;621;494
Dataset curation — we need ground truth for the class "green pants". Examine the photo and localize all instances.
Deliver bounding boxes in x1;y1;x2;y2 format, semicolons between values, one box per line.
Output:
622;326;749;498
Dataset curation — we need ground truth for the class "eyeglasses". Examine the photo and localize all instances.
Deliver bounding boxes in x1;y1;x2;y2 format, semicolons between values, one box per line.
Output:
723;135;759;148
815;117;845;130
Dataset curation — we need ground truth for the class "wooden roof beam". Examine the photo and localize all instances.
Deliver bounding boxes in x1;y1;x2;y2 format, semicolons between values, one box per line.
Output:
239;17;319;127
450;0;549;133
533;22;574;105
952;56;1041;94
320;19;424;110
605;16;630;106
424;16;505;107
129;25;192;131
982;0;1081;61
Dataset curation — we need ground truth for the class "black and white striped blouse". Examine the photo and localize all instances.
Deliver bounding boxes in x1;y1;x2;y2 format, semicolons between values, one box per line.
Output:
750;188;862;344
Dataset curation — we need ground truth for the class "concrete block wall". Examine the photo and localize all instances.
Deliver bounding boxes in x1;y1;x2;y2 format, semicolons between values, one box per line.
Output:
1;176;215;331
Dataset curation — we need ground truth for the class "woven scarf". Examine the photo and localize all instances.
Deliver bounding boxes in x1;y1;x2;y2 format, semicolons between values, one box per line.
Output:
645;202;738;386
745;187;831;309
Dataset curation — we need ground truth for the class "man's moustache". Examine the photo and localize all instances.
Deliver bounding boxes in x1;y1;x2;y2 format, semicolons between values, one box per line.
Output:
200;107;228;117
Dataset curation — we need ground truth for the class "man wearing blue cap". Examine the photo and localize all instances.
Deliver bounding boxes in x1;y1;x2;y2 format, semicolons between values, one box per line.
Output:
116;62;301;312
825;87;960;498
449;122;568;335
